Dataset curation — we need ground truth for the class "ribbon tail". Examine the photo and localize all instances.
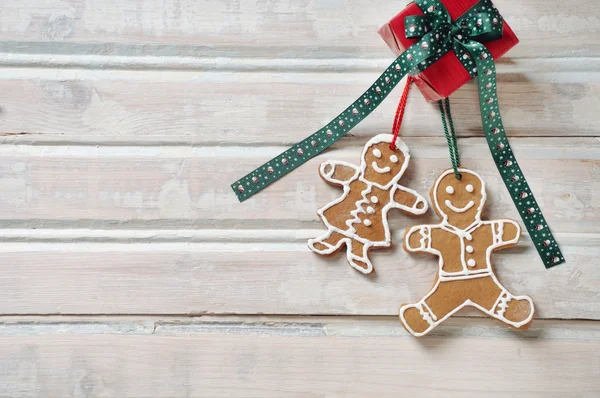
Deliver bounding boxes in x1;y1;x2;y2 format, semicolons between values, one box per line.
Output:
469;43;565;268
230;59;407;201
231;32;444;202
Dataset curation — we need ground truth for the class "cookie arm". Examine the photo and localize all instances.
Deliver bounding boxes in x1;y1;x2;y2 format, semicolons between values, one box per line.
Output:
392;185;428;215
404;225;434;254
319;161;359;186
491;219;522;249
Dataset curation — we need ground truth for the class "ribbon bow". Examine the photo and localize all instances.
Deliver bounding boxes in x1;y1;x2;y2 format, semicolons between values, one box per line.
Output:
231;0;564;268
403;0;503;80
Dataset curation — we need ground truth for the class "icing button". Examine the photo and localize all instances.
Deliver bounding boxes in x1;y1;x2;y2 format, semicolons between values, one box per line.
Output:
370;196;379;204
367;206;375;214
466;245;474;253
467;259;476;267
364;219;373;227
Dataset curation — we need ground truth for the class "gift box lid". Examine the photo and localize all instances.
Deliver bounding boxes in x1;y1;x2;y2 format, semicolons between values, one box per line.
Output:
378;0;519;101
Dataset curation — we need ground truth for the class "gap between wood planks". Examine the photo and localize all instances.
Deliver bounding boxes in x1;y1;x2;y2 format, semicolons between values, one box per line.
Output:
0;315;597;340
1;135;599;147
0;61;598;87
0;138;597;151
0;229;594;244
1;52;600;74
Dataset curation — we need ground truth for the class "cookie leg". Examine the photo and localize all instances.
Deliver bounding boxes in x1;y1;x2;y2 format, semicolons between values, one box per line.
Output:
346;239;374;274
399;280;466;337
488;279;535;330
465;276;534;330
308;230;347;255
399;299;439;337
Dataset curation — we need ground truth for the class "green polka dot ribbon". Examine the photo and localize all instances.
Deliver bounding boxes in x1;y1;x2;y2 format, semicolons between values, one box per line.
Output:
232;0;564;268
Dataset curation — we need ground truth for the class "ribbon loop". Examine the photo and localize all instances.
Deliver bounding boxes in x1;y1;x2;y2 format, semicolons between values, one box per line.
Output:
408;0;504;59
415;0;452;26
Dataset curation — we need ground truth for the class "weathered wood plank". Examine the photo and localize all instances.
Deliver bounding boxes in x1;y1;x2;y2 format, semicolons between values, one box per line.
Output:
0;232;596;317
0;316;598;397
0;139;597;233
0;0;598;59
0;69;598;143
0;1;597;395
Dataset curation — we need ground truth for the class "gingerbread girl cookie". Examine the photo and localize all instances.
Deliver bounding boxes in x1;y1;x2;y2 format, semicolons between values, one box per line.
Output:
400;168;535;336
308;134;428;274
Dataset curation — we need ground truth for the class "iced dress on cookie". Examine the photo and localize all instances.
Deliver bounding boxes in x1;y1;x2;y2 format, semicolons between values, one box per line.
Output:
308;134;428;274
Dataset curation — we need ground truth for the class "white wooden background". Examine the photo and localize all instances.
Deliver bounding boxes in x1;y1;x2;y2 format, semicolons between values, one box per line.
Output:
0;0;599;396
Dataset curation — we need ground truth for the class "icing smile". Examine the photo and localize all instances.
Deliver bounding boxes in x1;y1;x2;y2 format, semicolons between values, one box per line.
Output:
371;162;391;174
445;200;475;213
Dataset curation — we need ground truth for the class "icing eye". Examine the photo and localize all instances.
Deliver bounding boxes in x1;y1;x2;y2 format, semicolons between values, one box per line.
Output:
446;186;455;194
466;184;474;193
373;149;382;158
390;155;399;163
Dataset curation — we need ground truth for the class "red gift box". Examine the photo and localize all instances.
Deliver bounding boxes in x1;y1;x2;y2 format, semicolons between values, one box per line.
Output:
378;0;519;102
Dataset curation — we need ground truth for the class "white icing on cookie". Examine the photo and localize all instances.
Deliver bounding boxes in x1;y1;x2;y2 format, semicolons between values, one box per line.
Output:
466;184;474;193
446;186;454;194
433;168;487;229
371;162;391;174
444;199;475;213
400;168;533;337
308;134;429;275
390;155;399;163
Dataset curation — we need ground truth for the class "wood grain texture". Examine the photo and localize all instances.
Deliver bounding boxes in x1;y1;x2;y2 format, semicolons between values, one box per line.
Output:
0;139;597;233
0;0;599;394
0;316;598;397
0;0;598;59
0;70;599;143
0;232;596;317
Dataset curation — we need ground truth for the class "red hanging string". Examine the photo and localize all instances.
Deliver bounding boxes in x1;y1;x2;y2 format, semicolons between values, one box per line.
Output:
390;76;414;150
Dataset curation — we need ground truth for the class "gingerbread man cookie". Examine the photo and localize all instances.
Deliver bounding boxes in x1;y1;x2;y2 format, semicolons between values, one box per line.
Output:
308;134;428;274
400;168;535;337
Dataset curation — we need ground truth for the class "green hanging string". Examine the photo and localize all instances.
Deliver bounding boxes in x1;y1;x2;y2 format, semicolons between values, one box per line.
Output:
439;98;461;180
